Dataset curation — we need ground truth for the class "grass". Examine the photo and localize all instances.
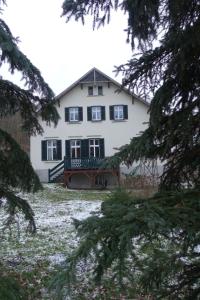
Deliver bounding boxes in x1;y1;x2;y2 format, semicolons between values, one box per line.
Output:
0;184;156;299
0;184;107;299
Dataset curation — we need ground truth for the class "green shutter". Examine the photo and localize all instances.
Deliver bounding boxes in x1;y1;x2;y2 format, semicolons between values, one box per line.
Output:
87;107;92;121
99;139;105;158
79;107;83;121
41;140;47;161
56;140;62;160
109;106;114;120
101;106;105;120
65;108;69;122
81;139;89;158
65;140;70;158
124;105;128;119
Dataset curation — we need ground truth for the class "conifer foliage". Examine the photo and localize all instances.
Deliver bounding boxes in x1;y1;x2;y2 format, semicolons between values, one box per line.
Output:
0;2;59;233
52;0;200;298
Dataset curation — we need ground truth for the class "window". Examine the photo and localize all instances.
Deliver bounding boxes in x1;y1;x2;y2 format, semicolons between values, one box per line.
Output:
114;105;124;120
69;107;79;122
98;86;103;95
109;105;128;121
92;106;101;121
88;86;93;96
87;106;105;121
88;86;103;96
89;139;100;158
41;140;62;161
65;107;83;122
70;140;81;158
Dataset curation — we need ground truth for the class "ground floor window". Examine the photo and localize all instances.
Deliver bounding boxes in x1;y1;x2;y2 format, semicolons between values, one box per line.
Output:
65;138;104;160
89;139;100;158
41;139;62;161
70;140;81;158
47;140;57;160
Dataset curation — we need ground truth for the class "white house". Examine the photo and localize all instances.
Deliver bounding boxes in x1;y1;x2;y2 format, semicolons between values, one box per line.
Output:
30;68;149;188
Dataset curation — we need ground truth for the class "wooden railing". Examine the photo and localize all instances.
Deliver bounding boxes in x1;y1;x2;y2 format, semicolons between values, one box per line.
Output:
64;157;104;170
49;157;106;182
48;160;64;182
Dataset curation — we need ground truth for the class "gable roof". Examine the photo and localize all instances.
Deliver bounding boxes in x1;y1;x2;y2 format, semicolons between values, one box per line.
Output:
55;67;149;106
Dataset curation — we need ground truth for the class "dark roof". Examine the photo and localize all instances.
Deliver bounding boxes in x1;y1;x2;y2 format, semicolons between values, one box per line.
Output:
79;68;111;83
56;67;149;106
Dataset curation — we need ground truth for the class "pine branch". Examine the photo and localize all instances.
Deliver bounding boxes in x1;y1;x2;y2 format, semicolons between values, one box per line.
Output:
0;128;41;192
51;189;200;298
0;188;36;233
0;79;60;134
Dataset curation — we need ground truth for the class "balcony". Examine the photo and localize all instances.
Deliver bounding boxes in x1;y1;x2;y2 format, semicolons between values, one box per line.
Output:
48;156;119;188
64;157;104;170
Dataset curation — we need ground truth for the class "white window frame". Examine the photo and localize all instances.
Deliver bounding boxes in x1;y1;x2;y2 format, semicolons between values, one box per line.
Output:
70;140;81;158
69;107;79;122
114;105;124;120
47;140;57;161
89;139;100;158
91;106;101;121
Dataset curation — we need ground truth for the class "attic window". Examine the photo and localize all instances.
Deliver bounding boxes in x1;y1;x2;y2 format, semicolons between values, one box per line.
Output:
88;86;93;96
98;86;103;95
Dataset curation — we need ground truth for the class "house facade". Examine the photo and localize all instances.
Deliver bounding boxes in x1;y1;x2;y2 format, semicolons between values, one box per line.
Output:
30;68;149;188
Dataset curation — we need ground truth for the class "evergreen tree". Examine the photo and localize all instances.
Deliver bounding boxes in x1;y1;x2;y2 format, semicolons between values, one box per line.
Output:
51;0;200;298
0;1;59;295
0;1;59;231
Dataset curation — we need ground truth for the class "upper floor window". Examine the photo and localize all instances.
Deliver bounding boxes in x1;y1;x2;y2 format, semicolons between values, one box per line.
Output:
114;105;124;120
92;106;101;121
65;107;83;122
41;139;62;161
69;107;79;122
87;106;105;121
109;105;128;121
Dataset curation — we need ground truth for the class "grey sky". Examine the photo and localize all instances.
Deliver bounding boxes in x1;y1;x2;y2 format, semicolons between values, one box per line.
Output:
1;0;133;95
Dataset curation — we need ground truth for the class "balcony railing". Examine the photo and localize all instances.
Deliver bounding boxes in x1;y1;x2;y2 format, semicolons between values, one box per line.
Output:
64;157;104;170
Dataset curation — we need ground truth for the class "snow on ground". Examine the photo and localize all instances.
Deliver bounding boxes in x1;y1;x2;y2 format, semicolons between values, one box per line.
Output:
0;184;106;298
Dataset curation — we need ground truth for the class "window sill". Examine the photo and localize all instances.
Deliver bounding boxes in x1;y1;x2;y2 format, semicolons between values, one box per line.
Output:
90;120;103;122
112;119;127;122
43;160;61;163
87;94;104;97
67;121;82;124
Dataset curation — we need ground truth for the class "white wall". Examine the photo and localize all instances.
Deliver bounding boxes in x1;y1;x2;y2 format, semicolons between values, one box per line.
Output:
30;82;149;173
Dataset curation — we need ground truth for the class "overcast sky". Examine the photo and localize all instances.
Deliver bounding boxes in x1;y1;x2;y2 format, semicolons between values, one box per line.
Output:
1;0;133;96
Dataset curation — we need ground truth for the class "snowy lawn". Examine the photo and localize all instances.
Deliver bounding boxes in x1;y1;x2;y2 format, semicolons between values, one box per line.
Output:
0;184;109;299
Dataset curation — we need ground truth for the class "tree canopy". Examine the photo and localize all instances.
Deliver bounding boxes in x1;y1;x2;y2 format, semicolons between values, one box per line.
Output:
0;3;59;237
0;1;60;296
51;0;200;298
